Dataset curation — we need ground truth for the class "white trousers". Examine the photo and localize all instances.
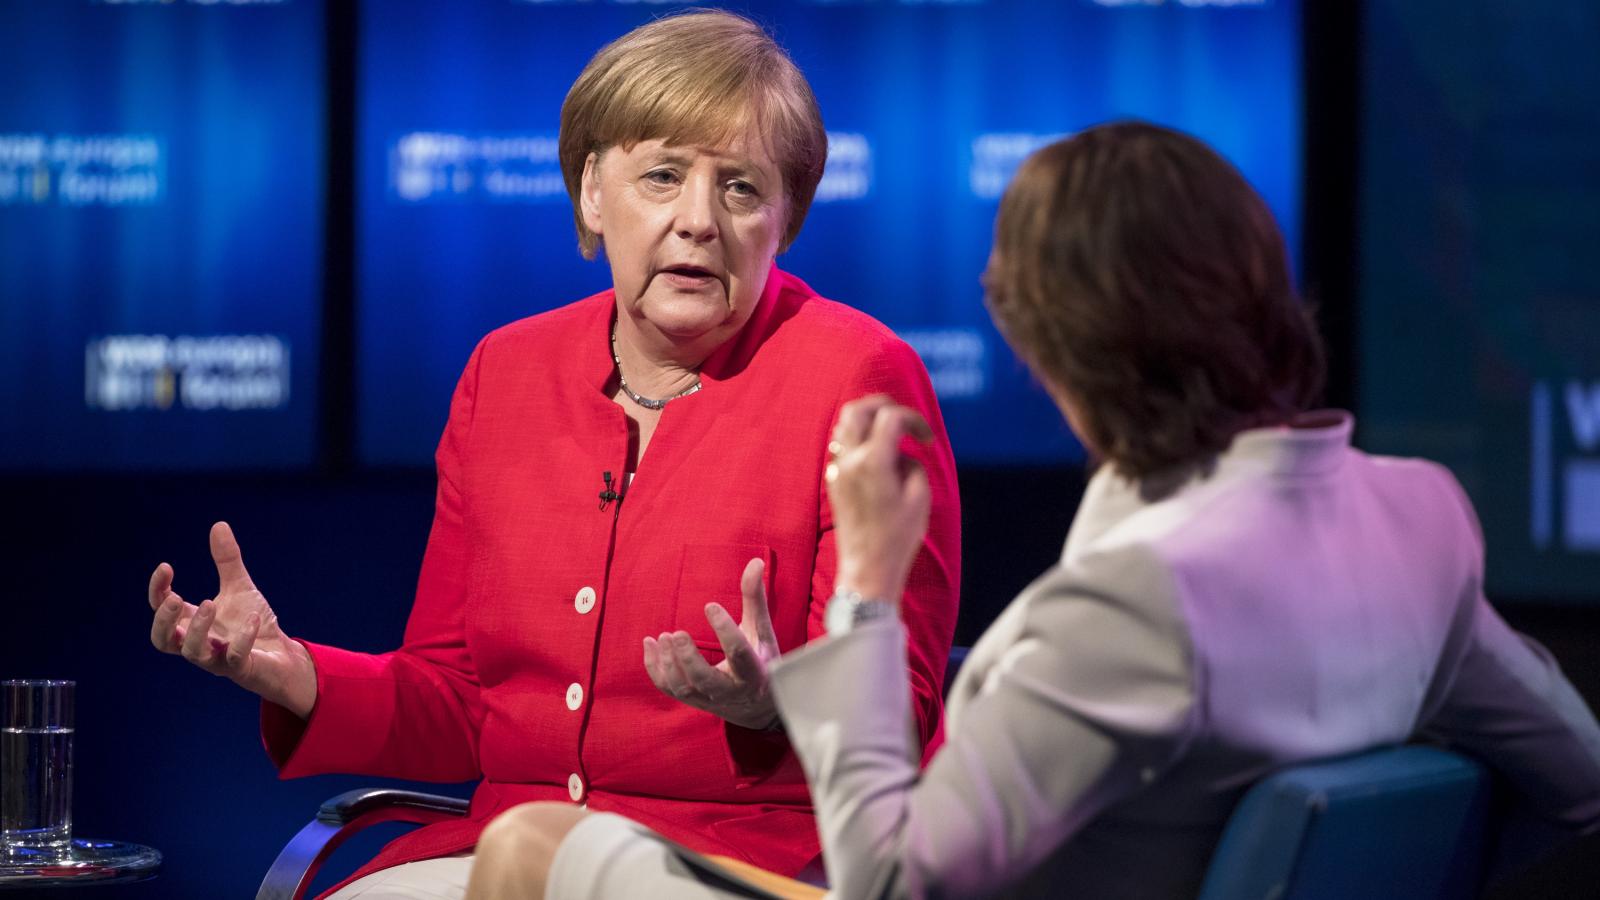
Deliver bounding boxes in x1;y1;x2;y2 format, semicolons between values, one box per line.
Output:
324;855;474;900
324;814;748;900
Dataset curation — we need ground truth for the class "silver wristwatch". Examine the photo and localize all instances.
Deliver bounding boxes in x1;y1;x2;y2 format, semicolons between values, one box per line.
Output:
824;589;897;636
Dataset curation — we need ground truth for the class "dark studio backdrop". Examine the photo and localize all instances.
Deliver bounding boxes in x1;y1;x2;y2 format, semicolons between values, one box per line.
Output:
0;1;1597;897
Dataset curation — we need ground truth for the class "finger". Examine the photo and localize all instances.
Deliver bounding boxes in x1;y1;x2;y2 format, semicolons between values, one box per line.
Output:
148;563;174;611
209;521;254;592
832;394;895;448
706;603;762;683
907;461;931;493
150;595;190;654
180;599;219;666
224;612;261;672
833;395;893;444
904;464;933;522
891;406;934;443
669;632;729;697
642;636;670;692
737;558;776;639
656;633;693;699
867;405;930;461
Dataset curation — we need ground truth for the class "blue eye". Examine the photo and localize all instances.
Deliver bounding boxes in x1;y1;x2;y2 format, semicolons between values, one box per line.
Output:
645;169;677;185
728;180;758;197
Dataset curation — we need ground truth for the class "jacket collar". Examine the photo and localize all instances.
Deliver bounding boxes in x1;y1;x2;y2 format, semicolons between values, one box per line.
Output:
1064;411;1356;561
1222;409;1353;479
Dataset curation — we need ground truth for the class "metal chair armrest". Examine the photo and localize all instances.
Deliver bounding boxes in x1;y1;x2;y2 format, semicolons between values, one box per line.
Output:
256;789;470;900
316;788;471;826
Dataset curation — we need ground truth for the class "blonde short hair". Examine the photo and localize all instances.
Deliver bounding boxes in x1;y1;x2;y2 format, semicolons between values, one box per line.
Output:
559;10;827;259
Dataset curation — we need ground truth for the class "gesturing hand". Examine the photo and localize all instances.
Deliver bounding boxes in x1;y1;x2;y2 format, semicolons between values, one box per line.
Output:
642;558;781;731
147;522;317;718
825;394;935;605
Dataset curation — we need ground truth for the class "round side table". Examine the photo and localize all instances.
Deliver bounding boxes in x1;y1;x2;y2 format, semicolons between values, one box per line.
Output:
0;839;162;889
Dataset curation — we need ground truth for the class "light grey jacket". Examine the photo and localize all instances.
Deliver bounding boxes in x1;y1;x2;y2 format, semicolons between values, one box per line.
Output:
770;412;1600;899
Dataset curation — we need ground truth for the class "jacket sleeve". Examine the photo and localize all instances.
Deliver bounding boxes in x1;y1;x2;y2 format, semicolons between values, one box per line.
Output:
1415;474;1600;832
723;334;961;778
771;544;1195;900
261;339;489;782
812;335;961;753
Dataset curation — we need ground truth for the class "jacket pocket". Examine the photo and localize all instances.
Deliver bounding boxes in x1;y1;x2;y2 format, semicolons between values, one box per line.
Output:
673;542;773;666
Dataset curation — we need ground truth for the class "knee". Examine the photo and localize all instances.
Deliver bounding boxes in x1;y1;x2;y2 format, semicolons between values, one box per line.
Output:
479;801;588;858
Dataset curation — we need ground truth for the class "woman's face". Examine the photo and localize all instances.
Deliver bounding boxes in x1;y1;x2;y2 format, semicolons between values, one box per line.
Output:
581;130;787;344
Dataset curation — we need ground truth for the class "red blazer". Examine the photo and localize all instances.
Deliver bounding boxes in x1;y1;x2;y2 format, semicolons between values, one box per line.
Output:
261;267;961;891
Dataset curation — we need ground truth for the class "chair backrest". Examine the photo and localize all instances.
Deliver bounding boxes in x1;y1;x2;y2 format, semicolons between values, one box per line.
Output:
1196;745;1491;900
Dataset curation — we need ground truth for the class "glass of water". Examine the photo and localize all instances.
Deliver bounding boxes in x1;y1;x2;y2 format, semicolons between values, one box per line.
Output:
1;680;74;860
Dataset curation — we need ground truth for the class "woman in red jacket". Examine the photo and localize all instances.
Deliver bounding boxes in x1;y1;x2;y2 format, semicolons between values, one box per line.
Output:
143;11;960;898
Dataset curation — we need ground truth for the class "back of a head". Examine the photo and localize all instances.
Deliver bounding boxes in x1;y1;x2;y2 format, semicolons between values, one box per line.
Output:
985;121;1326;479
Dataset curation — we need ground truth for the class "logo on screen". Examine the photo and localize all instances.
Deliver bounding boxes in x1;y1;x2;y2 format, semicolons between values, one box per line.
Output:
0;134;162;207
391;132;566;204
817;132;872;202
84;335;290;412
1531;381;1600;553
970;133;1068;200
901;329;986;400
389;130;875;205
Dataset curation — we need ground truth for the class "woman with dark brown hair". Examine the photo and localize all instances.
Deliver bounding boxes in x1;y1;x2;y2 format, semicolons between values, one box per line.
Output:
468;121;1600;899
982;121;1325;487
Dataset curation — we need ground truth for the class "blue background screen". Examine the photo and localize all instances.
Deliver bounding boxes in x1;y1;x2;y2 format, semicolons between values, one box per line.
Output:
356;0;1302;466
0;0;324;470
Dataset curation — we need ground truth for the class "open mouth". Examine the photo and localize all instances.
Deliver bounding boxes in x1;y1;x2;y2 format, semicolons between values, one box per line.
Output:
659;264;719;287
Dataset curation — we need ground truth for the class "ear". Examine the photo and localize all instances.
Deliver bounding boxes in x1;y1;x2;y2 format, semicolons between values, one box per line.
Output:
580;151;604;238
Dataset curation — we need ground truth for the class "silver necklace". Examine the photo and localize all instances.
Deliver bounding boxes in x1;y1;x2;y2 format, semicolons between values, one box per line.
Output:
611;323;702;410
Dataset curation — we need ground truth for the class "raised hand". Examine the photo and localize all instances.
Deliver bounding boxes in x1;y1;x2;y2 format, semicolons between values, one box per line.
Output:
642;558;782;731
147;522;317;718
825;394;934;605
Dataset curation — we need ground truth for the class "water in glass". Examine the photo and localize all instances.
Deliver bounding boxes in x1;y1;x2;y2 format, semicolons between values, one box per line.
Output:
1;680;74;857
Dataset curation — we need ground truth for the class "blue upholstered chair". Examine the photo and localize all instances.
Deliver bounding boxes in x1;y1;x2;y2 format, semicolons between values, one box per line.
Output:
1196;745;1491;900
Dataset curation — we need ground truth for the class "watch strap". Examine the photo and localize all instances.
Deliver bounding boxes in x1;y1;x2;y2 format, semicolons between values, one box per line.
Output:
825;589;897;636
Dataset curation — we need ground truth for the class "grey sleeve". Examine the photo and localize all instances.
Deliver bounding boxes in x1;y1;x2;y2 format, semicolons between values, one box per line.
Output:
1419;593;1600;832
1417;471;1600;832
769;546;1195;899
